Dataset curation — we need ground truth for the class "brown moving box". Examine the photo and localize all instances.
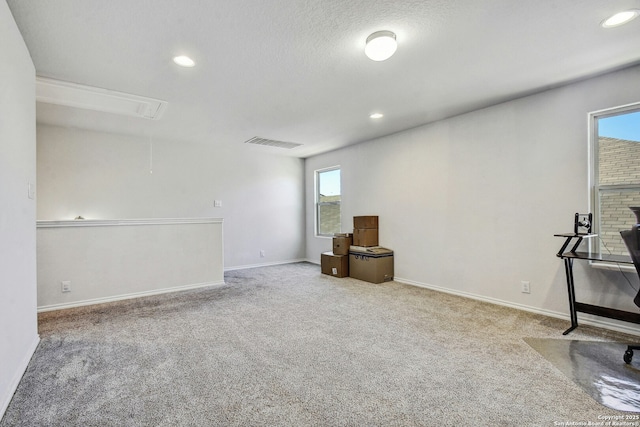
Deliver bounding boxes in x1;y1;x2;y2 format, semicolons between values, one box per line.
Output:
349;246;394;283
354;216;378;229
321;252;349;278
333;233;353;255
353;228;378;247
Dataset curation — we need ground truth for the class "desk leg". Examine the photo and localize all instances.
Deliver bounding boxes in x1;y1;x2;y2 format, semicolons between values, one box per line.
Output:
563;258;579;335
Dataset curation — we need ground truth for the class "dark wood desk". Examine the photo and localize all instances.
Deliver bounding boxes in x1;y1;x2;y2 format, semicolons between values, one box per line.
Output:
555;233;638;334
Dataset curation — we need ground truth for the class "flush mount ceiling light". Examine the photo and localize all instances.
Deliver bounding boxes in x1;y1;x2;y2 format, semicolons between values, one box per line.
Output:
173;55;195;67
364;30;397;61
601;9;640;28
370;113;384;119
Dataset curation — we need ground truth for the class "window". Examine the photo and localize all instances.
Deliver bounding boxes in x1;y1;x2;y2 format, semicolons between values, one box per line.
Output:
591;103;640;256
316;167;341;236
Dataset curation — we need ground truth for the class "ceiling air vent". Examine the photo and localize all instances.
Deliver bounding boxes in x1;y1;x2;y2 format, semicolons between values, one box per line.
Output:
244;137;302;149
36;77;168;120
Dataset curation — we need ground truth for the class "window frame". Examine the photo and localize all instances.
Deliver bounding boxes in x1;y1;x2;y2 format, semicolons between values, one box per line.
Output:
315;166;341;237
589;101;640;271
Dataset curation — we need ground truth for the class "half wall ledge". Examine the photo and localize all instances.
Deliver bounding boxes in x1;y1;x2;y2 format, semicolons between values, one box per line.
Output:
36;218;224;311
36;217;223;227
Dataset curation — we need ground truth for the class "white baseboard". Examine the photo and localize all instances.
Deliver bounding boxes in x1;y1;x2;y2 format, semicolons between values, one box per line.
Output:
395;276;640;337
224;259;307;272
0;334;40;421
37;281;226;313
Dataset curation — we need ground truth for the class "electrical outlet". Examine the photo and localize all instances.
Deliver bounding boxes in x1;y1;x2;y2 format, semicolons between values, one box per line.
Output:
521;280;530;294
61;281;71;293
214;200;222;207
260;250;265;258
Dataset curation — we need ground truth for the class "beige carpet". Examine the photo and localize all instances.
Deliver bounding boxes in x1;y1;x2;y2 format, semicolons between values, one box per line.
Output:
2;262;639;426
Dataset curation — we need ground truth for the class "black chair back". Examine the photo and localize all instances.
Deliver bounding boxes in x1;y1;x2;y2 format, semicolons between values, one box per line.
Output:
620;226;640;308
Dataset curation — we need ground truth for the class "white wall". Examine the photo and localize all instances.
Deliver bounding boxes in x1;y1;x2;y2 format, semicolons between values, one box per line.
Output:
36;125;305;269
37;219;224;310
306;65;640;334
0;0;39;419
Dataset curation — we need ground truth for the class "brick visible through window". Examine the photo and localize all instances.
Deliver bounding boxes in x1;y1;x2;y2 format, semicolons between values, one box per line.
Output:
593;106;640;256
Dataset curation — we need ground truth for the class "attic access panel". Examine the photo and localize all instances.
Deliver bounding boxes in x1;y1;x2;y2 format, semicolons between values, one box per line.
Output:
36;77;168;120
244;136;302;149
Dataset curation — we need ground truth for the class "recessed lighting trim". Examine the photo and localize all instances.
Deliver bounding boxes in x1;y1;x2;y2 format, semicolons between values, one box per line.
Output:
365;30;397;61
173;55;196;67
601;9;640;28
370;113;384;119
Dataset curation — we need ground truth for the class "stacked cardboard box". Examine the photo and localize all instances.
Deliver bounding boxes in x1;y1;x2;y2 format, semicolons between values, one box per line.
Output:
321;251;349;278
321;216;394;283
353;216;378;247
332;233;352;255
349;246;394;283
321;233;352;278
350;216;394;283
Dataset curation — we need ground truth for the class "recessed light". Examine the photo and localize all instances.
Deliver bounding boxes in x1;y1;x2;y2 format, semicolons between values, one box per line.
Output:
173;55;195;67
601;10;640;28
365;31;397;61
370;113;384;119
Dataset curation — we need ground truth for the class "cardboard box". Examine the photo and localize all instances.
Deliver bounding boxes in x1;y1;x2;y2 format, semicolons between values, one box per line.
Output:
354;216;378;229
321;252;349;278
349;246;394;283
333;233;353;255
353;228;378;247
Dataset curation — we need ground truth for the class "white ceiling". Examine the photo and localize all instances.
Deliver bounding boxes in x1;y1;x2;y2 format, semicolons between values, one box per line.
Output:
7;0;640;158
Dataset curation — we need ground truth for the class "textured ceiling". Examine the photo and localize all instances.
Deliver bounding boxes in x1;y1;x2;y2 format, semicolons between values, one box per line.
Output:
7;0;640;158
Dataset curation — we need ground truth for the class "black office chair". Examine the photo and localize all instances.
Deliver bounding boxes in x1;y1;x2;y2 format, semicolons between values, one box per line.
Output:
620;215;640;364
